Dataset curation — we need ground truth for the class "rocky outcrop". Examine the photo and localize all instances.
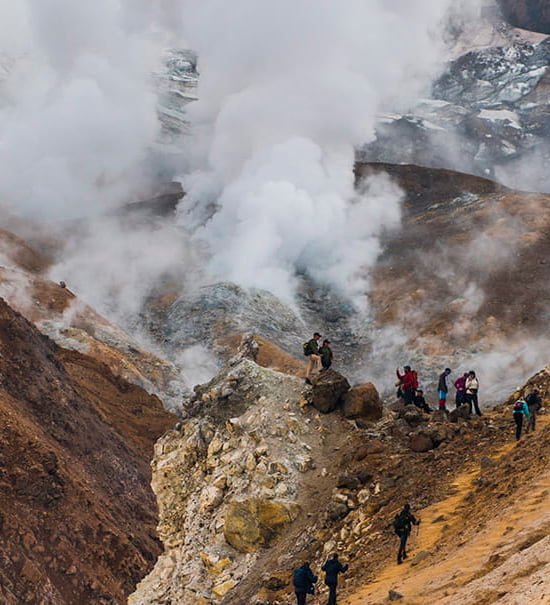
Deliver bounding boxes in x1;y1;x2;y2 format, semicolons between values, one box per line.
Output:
0;298;176;604
342;383;383;420
498;0;550;34
311;369;351;413
129;357;365;604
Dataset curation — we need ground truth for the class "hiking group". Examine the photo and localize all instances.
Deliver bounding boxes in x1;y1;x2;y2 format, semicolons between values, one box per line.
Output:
293;554;348;605
303;332;333;385
512;389;541;440
396;365;482;416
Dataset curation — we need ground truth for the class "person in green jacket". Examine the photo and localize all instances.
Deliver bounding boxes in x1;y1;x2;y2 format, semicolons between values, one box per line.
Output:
304;332;322;384
319;339;334;371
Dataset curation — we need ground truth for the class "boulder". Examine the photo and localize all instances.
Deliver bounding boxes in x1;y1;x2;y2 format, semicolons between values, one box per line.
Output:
401;406;425;427
311;369;350;414
409;433;434;452
449;406;471;422
327;501;350;522
223;499;300;553
341;383;383;420
355;439;386;460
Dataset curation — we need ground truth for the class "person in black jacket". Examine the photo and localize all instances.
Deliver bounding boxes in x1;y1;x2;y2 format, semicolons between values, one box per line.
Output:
394;503;420;564
321;554;348;605
437;368;452;410
293;562;317;605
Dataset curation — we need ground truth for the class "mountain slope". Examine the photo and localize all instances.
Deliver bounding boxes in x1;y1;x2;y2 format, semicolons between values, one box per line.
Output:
0;298;176;604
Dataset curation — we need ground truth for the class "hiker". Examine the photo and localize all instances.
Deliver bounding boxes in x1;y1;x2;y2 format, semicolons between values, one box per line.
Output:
413;389;432;413
396;366;418;406
454;372;468;407
293;562;318;605
394;503;420;564
319;339;334;371
321;554;348;605
303;332;322;384
512;399;530;441
465;371;482;416
437;368;452;410
525;389;542;433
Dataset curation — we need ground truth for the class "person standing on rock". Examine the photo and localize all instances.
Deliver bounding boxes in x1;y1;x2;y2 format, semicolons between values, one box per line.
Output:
321;553;348;605
396;366;418;406
525;389;542;433
513;398;530;440
304;332;322;385
293;562;318;605
465;371;481;416
454;372;468;407
319;339;334;371
394;503;420;565
437;368;452;410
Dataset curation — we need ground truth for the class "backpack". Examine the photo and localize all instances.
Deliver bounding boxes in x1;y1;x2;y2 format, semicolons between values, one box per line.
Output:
303;341;312;356
393;512;407;532
513;400;524;413
293;567;307;588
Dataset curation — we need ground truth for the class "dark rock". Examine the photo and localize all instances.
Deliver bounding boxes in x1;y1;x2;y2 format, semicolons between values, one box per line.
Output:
327;502;350;522
389;589;404;601
431;409;449;423
341;383;383;420
449;406;471;422
264;575;288;591
355;468;374;484
409;434;434;453
402;406;425;427
310;370;350;414
337;474;361;490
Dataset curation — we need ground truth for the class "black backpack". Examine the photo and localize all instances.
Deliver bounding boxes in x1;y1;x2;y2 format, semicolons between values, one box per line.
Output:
393;512;407;532
513;400;525;413
293;567;307;587
303;341;312;356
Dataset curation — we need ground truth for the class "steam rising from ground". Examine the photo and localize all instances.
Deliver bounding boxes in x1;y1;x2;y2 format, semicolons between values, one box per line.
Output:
178;0;460;301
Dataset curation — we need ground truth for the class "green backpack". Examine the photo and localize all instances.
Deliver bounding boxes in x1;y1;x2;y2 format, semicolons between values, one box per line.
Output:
303;341;312;356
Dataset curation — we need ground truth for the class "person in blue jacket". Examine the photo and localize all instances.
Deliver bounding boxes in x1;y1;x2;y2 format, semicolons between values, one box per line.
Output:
322;554;349;605
293;562;317;605
512;399;530;440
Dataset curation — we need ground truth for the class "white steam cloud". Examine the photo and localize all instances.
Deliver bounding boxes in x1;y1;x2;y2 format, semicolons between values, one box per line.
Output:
178;0;458;301
0;0;168;220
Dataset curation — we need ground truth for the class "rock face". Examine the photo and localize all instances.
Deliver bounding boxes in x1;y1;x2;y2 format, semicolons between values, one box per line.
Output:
311;369;351;414
224;499;300;553
342;383;383;420
0;298;176;604
498;0;550;34
129;356;363;604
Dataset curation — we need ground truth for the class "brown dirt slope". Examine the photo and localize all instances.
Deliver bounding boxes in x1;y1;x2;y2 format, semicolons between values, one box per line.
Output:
256;363;550;605
0;298;176;604
357;163;550;352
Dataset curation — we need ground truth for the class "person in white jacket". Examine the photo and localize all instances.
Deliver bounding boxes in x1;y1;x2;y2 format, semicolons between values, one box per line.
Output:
465;371;481;416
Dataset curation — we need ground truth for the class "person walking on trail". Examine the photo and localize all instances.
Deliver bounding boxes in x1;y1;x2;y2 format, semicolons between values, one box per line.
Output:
396;366;418;406
437;368;452;410
513;399;530;441
322;553;348;605
293;562;318;605
525;389;542;433
413;389;432;413
394;503;420;564
454;372;468;407
303;333;322;385
465;371;482;416
319;339;334;371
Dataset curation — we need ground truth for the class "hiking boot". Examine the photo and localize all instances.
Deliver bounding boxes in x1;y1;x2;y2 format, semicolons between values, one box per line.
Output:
305;378;312;385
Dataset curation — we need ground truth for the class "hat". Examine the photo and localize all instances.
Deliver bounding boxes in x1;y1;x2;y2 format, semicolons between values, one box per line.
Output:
323;339;331;344
314;332;321;337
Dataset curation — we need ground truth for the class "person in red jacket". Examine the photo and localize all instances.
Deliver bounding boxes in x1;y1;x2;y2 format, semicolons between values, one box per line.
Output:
396;365;418;406
453;372;468;408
